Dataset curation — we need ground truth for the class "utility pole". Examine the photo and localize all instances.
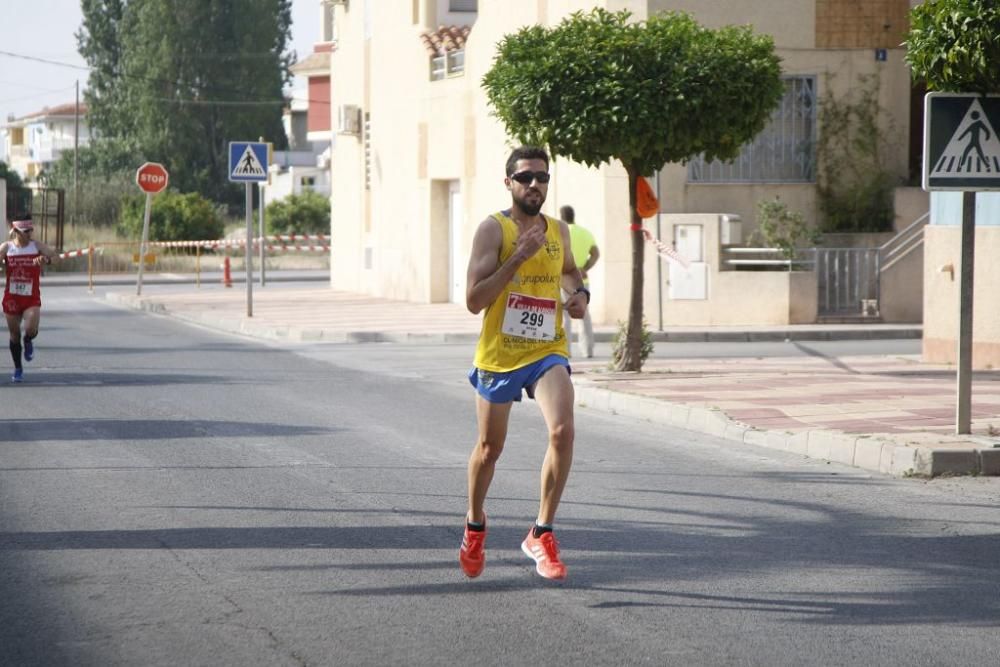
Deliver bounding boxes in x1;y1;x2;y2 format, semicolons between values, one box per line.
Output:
73;80;80;228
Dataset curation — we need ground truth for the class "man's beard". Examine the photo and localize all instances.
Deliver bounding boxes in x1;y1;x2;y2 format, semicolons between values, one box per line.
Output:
513;190;544;216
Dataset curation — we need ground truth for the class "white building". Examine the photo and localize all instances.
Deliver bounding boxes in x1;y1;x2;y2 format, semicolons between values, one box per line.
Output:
267;92;332;202
2;102;90;182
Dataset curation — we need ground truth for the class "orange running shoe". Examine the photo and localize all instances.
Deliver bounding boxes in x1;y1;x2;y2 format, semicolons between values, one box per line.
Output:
459;520;486;578
521;527;567;580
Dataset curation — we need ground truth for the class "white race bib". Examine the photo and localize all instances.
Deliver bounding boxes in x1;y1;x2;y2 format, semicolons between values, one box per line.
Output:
501;292;557;340
10;281;32;297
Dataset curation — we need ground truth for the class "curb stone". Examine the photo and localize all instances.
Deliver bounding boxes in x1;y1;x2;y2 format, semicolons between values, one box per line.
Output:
573;382;992;478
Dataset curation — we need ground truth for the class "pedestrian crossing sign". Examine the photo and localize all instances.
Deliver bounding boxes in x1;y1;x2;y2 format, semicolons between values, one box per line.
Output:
923;93;1000;191
228;141;269;183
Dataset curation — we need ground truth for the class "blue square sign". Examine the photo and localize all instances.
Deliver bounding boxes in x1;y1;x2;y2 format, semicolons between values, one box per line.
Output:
228;142;269;183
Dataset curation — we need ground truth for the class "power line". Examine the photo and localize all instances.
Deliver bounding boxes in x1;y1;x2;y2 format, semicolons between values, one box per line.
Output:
152;97;286;107
0;50;89;71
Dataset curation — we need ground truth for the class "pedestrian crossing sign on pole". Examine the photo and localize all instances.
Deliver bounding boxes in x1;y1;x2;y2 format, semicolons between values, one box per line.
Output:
923;93;1000;191
228;141;269;183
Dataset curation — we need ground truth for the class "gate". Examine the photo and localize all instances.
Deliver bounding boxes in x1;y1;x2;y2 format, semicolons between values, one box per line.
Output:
815;248;880;317
5;185;32;223
5;186;65;251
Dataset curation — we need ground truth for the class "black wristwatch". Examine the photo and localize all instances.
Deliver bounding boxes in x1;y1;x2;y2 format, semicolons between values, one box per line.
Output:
574;286;591;304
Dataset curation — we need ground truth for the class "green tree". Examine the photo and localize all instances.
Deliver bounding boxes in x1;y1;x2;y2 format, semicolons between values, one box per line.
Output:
266;190;331;235
905;0;1000;93
77;0;293;203
43;141;141;226
0;161;23;189
482;9;783;370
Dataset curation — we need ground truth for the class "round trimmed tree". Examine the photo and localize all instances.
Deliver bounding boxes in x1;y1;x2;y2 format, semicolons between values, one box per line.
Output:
906;0;1000;92
483;9;783;371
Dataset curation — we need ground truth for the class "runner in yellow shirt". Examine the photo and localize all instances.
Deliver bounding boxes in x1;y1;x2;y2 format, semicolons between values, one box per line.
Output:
459;146;589;581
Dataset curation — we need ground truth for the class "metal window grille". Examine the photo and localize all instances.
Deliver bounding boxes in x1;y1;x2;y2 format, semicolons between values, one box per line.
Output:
688;76;816;183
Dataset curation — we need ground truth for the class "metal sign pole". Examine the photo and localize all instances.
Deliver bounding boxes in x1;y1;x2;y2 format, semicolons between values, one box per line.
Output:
956;191;976;434
136;192;152;296
259;183;266;287
245;183;254;317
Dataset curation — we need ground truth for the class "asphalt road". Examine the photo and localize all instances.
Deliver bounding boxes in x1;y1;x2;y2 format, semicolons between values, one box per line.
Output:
0;288;997;666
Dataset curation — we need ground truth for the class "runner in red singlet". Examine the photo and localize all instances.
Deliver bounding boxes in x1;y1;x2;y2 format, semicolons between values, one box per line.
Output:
1;217;58;382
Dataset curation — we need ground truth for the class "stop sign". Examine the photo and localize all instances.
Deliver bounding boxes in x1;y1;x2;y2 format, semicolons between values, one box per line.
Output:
135;162;169;194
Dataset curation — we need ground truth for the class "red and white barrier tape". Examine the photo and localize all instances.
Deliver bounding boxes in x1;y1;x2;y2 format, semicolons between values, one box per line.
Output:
261;245;328;252
58;247;100;259
268;234;329;242
642;229;690;268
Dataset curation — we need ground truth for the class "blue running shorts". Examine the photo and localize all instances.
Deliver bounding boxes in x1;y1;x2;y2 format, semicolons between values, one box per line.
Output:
468;354;571;403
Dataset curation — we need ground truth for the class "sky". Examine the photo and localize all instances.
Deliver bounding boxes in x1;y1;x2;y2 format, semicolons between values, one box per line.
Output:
0;0;320;126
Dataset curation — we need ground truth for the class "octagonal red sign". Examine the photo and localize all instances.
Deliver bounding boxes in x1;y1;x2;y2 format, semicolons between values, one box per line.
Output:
135;162;169;194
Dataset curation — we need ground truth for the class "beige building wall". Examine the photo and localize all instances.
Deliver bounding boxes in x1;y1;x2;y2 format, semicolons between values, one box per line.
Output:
651;0;815;49
327;0;919;327
659;47;913;242
923;191;1000;368
923;226;1000;368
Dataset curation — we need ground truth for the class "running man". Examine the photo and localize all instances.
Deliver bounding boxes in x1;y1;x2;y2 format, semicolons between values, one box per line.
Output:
1;217;58;382
459;146;589;580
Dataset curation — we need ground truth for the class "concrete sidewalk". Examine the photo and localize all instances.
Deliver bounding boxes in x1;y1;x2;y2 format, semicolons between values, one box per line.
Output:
104;282;1000;479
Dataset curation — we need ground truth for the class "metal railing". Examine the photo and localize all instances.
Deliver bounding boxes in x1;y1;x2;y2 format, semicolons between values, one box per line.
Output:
879;211;929;273
722;246;816;270
722;210;929;317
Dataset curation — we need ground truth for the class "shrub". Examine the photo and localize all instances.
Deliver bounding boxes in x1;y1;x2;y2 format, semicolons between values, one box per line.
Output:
266;189;330;236
610;319;654;370
816;73;898;233
117;190;224;241
750;197;820;261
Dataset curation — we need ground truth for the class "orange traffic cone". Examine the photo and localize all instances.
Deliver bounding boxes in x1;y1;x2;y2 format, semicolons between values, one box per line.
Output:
222;256;233;288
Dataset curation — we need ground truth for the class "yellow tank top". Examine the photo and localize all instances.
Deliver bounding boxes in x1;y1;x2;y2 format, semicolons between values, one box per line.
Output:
473;210;568;372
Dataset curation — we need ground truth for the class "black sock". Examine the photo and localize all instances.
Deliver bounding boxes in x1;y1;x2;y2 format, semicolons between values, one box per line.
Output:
23;333;34;344
9;341;21;370
467;520;485;532
532;524;553;538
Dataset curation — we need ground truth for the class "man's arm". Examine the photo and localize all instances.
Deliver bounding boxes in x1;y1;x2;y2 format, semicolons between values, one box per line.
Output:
580;243;600;277
33;241;58;265
466;216;546;314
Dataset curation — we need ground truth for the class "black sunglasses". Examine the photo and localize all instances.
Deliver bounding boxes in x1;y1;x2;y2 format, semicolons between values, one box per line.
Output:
510;170;550;185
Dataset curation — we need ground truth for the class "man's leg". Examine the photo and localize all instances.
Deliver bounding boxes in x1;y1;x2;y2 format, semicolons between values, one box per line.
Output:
521;365;574;579
531;365;574;525
467;396;512;524
581;310;594;358
460;396;512;578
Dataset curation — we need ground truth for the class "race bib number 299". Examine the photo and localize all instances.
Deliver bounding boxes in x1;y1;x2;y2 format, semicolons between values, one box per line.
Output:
501;292;557;340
